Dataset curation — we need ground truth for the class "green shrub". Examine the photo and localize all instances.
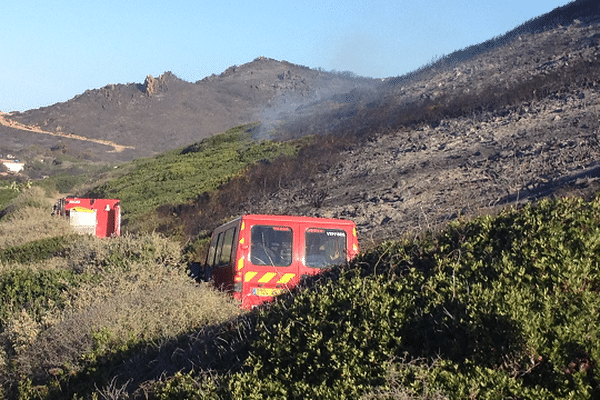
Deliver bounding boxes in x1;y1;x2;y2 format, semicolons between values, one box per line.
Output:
0;268;84;330
228;269;408;399
86;124;300;231
224;196;600;399
0;235;76;264
0;184;20;215
0;185;48;216
8;195;600;399
47;172;85;194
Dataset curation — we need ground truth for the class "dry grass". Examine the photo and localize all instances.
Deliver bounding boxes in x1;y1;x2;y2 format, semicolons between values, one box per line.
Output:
0;186;70;249
5;233;241;381
16;262;240;379
66;240;240;341
360;359;449;400
0;253;70;275
0;192;242;389
65;231;183;273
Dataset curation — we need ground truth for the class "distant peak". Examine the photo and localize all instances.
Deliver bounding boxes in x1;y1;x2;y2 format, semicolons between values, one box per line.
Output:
253;56;277;62
143;75;158;95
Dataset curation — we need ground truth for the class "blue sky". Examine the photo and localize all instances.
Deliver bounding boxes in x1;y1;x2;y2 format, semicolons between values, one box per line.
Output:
1;0;573;112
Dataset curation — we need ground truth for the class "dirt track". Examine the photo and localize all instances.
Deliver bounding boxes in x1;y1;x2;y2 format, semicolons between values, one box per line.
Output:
0;113;134;153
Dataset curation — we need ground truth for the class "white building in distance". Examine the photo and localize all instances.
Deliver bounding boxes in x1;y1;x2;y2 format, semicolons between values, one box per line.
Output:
0;159;25;173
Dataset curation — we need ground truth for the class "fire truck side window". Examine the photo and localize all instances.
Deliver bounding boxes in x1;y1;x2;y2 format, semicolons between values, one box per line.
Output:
251;225;293;266
206;237;217;268
212;232;225;267
305;228;347;268
219;227;237;266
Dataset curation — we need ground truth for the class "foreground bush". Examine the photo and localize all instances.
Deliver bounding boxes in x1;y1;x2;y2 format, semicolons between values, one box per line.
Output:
224;196;600;399
5;195;600;399
0;233;241;399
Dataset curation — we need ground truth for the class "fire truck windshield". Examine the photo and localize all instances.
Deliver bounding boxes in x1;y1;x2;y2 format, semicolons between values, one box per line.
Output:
250;225;293;266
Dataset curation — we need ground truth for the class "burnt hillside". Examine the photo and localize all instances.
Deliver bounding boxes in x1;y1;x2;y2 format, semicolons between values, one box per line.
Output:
257;20;600;244
159;2;600;247
275;0;600;141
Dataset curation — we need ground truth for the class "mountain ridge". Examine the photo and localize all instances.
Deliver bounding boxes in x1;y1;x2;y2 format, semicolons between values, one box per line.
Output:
1;57;378;162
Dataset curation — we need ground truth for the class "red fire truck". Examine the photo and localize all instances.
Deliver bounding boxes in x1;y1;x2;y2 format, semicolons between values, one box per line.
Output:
203;214;359;309
54;198;121;238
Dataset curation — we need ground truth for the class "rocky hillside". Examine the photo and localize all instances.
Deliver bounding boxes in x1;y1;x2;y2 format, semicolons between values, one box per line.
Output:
253;18;600;243
0;59;377;162
153;3;598;247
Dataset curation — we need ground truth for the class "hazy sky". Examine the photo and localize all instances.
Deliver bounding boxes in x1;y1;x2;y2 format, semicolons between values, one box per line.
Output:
1;0;573;112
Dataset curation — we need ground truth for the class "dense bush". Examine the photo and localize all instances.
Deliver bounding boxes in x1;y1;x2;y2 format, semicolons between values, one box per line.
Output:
0;185;48;217
0;231;241;399
0;268;85;331
19;195;595;399
222;196;600;399
0;183;20;214
0;235;76;264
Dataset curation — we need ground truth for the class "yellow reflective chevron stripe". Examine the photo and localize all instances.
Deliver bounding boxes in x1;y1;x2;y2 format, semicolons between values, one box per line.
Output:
258;272;277;283
244;272;295;284
244;271;258;282
277;273;295;284
237;257;244;270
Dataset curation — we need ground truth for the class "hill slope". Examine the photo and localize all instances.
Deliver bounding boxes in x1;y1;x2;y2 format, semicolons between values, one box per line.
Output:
1;59;377;162
226;15;600;244
70;3;600;247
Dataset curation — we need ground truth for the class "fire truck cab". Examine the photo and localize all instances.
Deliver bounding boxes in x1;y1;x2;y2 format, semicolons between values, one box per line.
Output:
203;214;359;309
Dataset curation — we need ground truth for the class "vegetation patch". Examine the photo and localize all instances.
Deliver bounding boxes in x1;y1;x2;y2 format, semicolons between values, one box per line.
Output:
0;182;20;213
85;124;301;231
9;195;597;399
159;132;351;243
0;185;241;399
0;235;76;264
221;196;600;399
